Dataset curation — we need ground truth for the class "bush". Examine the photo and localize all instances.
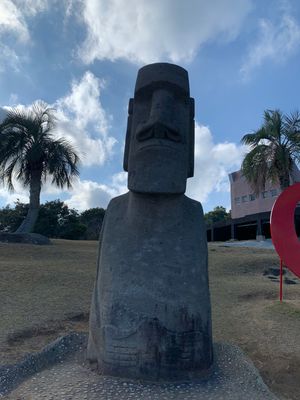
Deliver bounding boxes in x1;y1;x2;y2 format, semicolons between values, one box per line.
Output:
0;200;105;240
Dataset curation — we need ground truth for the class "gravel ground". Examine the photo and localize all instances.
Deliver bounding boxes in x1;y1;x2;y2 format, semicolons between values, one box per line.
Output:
1;335;278;400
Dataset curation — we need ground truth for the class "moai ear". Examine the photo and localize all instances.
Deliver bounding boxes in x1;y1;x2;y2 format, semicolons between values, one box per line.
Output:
188;98;195;178
123;98;134;172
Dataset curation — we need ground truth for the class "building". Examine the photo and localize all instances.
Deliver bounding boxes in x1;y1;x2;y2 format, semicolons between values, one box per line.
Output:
207;164;300;241
229;171;282;240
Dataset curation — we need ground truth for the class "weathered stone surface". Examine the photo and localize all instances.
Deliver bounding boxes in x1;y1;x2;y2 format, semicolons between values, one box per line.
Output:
124;63;194;194
0;232;51;245
3;338;279;400
88;62;213;380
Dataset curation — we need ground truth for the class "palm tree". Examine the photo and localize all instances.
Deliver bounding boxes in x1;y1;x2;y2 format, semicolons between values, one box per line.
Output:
241;109;300;193
0;101;80;234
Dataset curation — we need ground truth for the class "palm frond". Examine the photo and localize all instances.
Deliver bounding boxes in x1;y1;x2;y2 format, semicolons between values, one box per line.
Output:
241;128;270;146
241;144;272;194
240;109;300;191
0;156;20;191
0;101;80;195
284;110;300;131
44;138;80;189
282;110;300;146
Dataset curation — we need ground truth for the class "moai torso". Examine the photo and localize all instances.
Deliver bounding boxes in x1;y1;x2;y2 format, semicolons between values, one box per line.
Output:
87;63;213;380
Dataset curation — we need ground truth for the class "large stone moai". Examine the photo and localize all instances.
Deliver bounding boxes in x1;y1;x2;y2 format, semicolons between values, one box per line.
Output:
87;63;213;380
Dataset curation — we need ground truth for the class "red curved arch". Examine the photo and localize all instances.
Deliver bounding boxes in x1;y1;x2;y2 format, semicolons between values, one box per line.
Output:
270;183;300;279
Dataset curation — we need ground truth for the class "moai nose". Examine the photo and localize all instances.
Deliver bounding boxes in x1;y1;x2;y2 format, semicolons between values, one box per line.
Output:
148;89;174;127
153;123;165;139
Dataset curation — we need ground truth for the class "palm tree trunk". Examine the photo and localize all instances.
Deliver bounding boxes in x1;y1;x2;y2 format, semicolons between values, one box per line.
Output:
15;171;42;233
279;173;290;191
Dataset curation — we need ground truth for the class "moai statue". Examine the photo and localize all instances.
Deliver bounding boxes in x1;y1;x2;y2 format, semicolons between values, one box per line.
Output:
87;63;213;380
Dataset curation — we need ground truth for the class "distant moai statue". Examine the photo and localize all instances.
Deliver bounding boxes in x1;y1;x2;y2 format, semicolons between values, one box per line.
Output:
87;63;213;380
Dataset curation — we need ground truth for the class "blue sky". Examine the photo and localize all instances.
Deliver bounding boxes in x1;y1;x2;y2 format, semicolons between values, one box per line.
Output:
1;0;300;212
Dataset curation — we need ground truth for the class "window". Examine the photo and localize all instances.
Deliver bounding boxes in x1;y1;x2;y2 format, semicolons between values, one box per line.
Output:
242;195;248;203
249;194;256;201
270;189;277;197
235;197;241;205
262;191;268;199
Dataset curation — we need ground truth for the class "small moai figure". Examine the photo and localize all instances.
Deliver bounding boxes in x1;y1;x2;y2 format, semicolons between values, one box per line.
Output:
87;63;213;380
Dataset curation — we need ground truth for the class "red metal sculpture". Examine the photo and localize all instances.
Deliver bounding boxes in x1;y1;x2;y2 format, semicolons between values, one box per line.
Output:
270;183;300;278
270;183;300;300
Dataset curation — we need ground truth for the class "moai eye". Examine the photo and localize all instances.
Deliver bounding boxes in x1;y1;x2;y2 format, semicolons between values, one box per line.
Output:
137;127;153;141
165;128;181;142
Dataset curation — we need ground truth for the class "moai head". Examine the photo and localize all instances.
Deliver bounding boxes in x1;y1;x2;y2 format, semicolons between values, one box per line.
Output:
123;63;195;194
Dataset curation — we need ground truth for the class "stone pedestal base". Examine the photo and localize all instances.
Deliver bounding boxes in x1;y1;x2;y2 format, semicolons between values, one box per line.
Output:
3;338;278;400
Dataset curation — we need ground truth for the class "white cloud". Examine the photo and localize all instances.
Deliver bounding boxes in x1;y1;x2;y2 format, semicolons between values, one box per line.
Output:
0;179;29;206
54;71;117;166
1;72;117;166
0;0;50;73
64;172;127;210
0;172;128;211
240;9;300;80
77;0;252;64
186;124;246;204
0;0;48;43
0;0;29;42
111;171;128;194
8;93;19;105
56;71;108;132
14;0;49;17
0;44;22;73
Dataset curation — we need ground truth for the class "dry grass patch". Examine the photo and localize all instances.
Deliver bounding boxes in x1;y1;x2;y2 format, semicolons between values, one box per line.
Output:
0;240;97;362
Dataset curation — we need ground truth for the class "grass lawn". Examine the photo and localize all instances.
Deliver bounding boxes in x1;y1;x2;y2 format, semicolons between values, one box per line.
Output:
1;240;300;400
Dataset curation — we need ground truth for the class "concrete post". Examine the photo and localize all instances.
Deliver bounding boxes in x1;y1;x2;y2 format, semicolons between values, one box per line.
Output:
256;216;265;241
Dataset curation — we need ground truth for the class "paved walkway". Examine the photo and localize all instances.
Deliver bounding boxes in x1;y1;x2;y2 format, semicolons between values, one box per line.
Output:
211;239;275;249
